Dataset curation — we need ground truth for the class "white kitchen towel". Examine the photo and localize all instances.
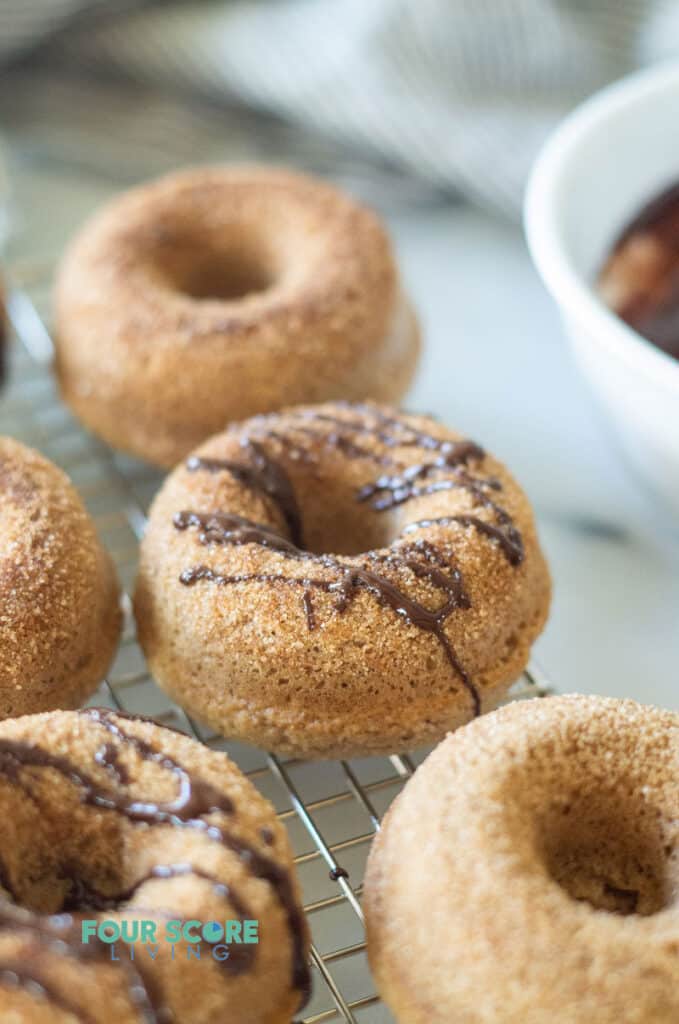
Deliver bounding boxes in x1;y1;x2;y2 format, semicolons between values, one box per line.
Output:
1;0;679;215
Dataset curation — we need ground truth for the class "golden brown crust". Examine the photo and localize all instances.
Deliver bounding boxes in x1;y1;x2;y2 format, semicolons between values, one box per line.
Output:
0;708;309;1023
364;695;679;1024
0;438;121;716
54;165;420;467
134;402;550;758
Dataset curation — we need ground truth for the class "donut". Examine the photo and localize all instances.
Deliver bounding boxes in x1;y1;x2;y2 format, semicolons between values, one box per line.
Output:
0;707;310;1022
364;695;679;1023
53;166;420;468
134;401;551;758
0;438;121;716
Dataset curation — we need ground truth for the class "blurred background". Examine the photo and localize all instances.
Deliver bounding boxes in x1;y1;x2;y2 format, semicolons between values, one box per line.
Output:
0;0;677;707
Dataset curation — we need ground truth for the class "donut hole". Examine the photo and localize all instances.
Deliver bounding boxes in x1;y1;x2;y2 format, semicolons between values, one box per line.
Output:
289;465;401;556
177;248;275;301
302;502;398;557
160;232;278;302
540;790;672;916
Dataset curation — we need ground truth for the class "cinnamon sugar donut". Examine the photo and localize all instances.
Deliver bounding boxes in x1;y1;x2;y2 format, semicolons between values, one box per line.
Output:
0;438;121;716
0;707;310;1022
54;166;420;468
364;695;679;1024
134;402;550;758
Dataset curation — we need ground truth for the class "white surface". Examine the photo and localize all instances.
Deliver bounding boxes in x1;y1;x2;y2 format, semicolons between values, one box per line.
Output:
391;200;679;709
526;62;679;518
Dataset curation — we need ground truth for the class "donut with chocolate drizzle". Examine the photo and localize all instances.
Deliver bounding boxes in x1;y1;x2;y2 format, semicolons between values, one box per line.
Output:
135;402;551;758
0;708;309;1023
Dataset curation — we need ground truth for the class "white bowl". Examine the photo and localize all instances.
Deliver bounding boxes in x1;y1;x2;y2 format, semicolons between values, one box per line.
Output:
525;62;679;518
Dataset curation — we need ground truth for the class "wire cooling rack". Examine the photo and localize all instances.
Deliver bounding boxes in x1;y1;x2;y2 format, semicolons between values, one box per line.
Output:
2;270;553;1023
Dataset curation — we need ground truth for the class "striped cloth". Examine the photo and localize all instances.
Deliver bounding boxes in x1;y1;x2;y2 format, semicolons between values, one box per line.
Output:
0;0;678;215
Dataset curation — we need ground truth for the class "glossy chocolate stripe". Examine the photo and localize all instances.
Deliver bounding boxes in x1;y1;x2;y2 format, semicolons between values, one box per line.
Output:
403;515;524;566
186;437;302;546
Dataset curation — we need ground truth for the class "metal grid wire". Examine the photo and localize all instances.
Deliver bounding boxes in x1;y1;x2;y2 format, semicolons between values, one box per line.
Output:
2;271;554;1024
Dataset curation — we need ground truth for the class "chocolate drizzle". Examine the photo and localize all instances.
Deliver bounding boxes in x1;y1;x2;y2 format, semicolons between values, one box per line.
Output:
82;707;236;822
296;406;454;452
356;439;485;509
176;513;480;712
187;438;303;546
0;708;310;1017
174;405;525;717
59;863;256;977
259;406;521;558
301;589;316;631
404;515;524;567
174;510;298;558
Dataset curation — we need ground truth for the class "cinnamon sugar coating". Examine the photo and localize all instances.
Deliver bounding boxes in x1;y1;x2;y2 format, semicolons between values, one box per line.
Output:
364;695;679;1024
0;708;309;1022
134;402;550;758
0;439;121;716
54;165;420;468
